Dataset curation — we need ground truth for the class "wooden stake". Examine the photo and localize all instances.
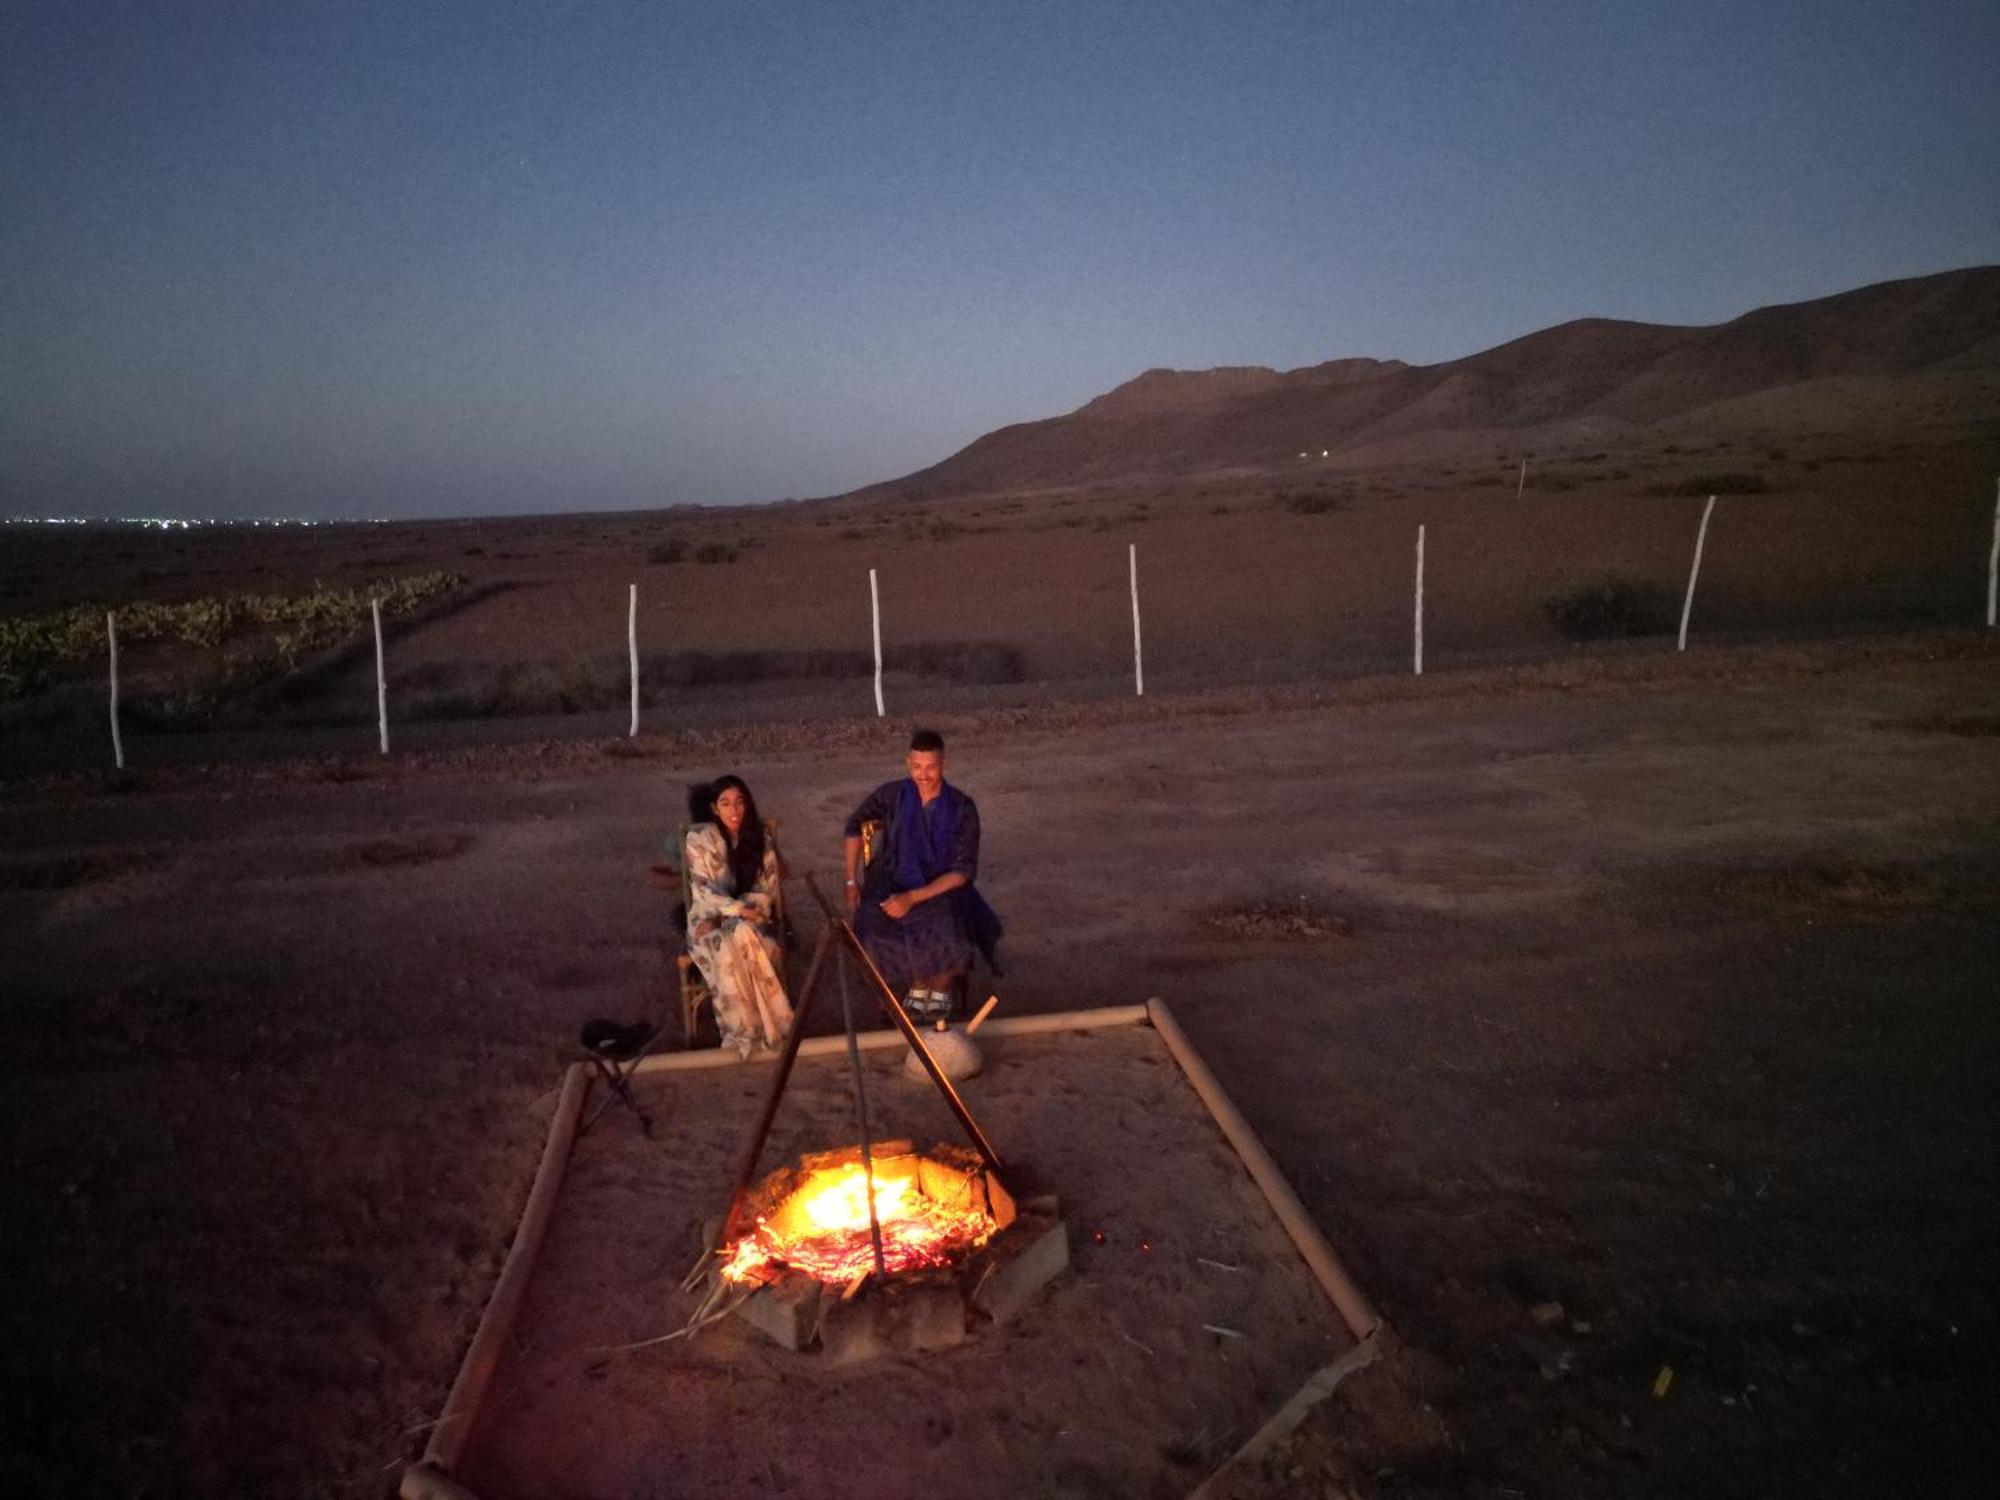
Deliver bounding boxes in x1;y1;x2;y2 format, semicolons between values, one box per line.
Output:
1679;494;1716;652
106;611;124;770
627;582;640;737
1413;524;1426;676
868;568;884;717
372;597;389;754
1129;542;1145;697
1516;456;1527;500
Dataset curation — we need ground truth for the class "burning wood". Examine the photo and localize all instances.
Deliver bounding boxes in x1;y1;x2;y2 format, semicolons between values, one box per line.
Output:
718;1144;1013;1288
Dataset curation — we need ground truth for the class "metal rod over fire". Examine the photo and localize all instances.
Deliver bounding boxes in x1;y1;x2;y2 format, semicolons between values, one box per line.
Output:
684;875;1006;1291
802;873;1003;1173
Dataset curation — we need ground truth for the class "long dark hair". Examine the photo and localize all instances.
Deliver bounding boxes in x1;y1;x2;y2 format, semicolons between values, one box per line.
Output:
688;774;767;894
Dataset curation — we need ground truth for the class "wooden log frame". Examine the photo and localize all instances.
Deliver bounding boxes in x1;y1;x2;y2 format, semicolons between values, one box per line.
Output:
400;1000;1385;1500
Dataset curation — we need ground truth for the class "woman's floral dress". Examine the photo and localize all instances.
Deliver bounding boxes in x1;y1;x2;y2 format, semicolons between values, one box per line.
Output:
684;823;792;1055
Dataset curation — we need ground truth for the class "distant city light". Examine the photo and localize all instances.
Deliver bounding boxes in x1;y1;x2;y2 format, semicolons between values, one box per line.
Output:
0;516;391;529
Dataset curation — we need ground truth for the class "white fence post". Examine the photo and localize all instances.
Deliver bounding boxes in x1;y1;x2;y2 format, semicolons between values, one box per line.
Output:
1986;476;1998;628
106;611;124;770
1129;542;1144;697
1413;524;1426;676
627;583;640;737
372;597;389;754
869;568;884;717
1515;458;1527;500
1678;494;1717;652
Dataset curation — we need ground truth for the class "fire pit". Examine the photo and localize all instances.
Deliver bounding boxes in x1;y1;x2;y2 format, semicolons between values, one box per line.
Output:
712;1140;1068;1361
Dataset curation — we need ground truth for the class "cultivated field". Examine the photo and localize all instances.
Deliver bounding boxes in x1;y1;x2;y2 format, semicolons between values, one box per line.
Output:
3;631;1996;1497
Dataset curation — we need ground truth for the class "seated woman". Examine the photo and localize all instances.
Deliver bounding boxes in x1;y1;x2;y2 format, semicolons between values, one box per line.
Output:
683;775;792;1056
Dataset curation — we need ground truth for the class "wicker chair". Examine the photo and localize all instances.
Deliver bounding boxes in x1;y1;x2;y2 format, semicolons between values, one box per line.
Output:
657;818;787;1046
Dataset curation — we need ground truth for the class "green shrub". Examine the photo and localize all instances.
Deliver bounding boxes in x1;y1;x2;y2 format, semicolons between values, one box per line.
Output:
0;572;465;695
1544;576;1675;640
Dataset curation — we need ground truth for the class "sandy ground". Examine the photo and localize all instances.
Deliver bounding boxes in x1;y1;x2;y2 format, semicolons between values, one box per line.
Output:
2;634;1997;1497
460;1026;1347;1500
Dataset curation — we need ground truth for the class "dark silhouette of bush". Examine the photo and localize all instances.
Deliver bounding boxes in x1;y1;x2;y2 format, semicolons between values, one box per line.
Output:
647;538;687;564
1544;576;1675;640
1276;490;1339;514
693;542;737;564
1647;472;1769;497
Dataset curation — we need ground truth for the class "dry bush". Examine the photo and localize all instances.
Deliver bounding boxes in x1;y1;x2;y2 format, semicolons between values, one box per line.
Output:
1713;859;1958;921
1646;472;1770;497
1544;576;1674;640
1198;898;1351;941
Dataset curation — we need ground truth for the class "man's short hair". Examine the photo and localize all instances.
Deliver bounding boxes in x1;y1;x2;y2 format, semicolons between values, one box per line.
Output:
909;728;945;755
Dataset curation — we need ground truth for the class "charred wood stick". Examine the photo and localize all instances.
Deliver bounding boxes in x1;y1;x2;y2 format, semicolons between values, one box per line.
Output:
802;873;1002;1174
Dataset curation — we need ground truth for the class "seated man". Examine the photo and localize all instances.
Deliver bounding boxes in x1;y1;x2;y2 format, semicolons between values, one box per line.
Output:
842;728;1001;1020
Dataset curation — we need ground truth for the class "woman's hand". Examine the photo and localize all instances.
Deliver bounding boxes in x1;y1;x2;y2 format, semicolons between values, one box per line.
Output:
879;891;920;920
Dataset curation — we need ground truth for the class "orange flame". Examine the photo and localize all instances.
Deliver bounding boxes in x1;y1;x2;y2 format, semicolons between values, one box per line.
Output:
720;1160;997;1286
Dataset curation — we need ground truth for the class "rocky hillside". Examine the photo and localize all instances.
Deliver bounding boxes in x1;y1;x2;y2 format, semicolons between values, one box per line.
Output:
847;265;2000;500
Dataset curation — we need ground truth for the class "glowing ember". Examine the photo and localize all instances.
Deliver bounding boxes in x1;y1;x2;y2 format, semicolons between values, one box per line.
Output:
720;1158;1001;1286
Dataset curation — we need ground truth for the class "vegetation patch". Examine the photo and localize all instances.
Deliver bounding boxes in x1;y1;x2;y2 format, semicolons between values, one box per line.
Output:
0;572;465;699
1543;576;1675;640
1713;860;1959;921
346;834;474;868
1871;713;2000;739
1274;490;1340;515
1645;472;1770;497
1198;898;1351;942
0;854;129;892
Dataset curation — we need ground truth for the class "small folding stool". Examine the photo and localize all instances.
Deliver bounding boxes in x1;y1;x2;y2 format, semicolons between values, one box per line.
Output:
578;1018;661;1136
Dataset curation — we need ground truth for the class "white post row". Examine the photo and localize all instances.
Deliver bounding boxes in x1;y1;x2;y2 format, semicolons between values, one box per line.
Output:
1678;494;1717;652
1413;524;1426;676
106;611;124;770
372;597;389;754
1129;542;1144;697
869;567;885;717
627;583;640;737
1986;476;1998;629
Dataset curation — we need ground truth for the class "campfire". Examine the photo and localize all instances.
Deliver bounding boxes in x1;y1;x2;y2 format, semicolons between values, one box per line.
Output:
678;877;1069;1361
720;1142;1012;1288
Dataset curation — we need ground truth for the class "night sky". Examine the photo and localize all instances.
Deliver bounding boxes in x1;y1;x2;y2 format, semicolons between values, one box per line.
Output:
5;1;1996;520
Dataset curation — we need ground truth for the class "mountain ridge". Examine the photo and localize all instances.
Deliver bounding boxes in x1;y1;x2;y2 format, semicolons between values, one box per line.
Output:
841;265;2000;501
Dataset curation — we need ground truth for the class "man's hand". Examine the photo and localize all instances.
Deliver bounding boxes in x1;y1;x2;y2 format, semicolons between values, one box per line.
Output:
880;891;919;920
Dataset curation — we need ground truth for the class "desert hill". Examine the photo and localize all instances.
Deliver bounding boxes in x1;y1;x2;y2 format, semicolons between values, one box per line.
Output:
847;265;2000;500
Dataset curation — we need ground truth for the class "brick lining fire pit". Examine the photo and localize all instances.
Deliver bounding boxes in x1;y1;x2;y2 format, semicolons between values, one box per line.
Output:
716;1140;1068;1360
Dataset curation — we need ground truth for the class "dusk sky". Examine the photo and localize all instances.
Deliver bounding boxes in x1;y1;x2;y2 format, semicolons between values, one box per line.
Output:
5;1;1996;520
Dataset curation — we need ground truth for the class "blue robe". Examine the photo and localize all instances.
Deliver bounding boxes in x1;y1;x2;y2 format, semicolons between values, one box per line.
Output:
844;779;1002;988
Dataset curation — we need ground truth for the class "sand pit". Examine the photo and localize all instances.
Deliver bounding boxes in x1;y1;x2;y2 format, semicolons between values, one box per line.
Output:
438;1014;1367;1500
